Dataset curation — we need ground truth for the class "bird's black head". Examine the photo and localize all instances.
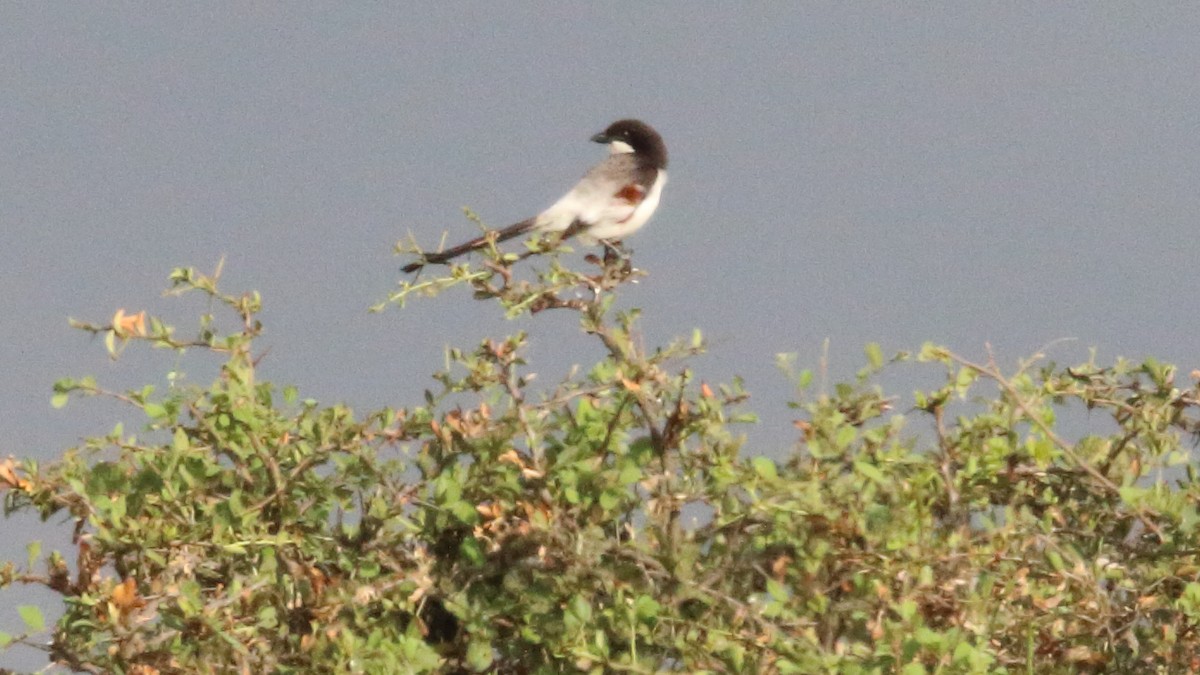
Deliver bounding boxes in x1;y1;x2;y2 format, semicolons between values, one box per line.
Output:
591;119;668;169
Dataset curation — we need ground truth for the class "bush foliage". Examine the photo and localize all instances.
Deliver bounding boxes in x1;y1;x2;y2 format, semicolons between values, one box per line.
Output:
3;251;1200;673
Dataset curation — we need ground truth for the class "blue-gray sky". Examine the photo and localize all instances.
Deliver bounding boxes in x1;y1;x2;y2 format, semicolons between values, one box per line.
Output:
3;5;1199;668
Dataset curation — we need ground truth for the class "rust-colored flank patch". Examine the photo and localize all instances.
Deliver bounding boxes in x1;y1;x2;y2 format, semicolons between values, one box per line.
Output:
614;184;645;204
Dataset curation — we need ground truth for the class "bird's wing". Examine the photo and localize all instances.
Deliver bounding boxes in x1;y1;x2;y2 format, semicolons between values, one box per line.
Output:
534;155;652;236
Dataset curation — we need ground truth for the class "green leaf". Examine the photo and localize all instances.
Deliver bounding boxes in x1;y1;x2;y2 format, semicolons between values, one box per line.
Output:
177;580;202;617
628;436;655;460
598;490;621;511
26;541;41;571
854;460;886;485
466;636;494;670
954;366;978;395
617;462;643;485
917;342;949;363
835;425;857;449
914;626;942;647
797;369;813;388
18;605;44;632
459;537;485;567
865;342;884;369
751;456;778;480
918;565;934;586
567;595;592;624
1178;582;1200;616
1119;485;1146;506
448;500;479;525
0;632;10;647
50;392;69;409
633;595;661;623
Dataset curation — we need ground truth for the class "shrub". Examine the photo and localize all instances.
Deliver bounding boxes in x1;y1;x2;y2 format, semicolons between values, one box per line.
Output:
3;253;1200;673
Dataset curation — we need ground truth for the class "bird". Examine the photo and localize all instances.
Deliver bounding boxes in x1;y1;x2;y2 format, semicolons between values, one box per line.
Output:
402;119;667;274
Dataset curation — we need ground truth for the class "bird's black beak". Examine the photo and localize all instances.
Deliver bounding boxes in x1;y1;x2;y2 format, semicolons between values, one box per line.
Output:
590;131;609;144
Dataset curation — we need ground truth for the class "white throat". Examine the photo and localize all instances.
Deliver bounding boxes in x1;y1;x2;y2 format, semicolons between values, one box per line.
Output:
608;139;634;155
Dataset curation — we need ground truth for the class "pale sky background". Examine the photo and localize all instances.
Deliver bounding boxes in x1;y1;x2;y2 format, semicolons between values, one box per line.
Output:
3;4;1199;669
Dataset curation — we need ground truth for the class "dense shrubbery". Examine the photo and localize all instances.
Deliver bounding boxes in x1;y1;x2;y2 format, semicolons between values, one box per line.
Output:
3;251;1200;673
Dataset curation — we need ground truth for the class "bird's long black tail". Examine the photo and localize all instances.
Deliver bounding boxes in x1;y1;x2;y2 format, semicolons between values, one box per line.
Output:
402;218;536;273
